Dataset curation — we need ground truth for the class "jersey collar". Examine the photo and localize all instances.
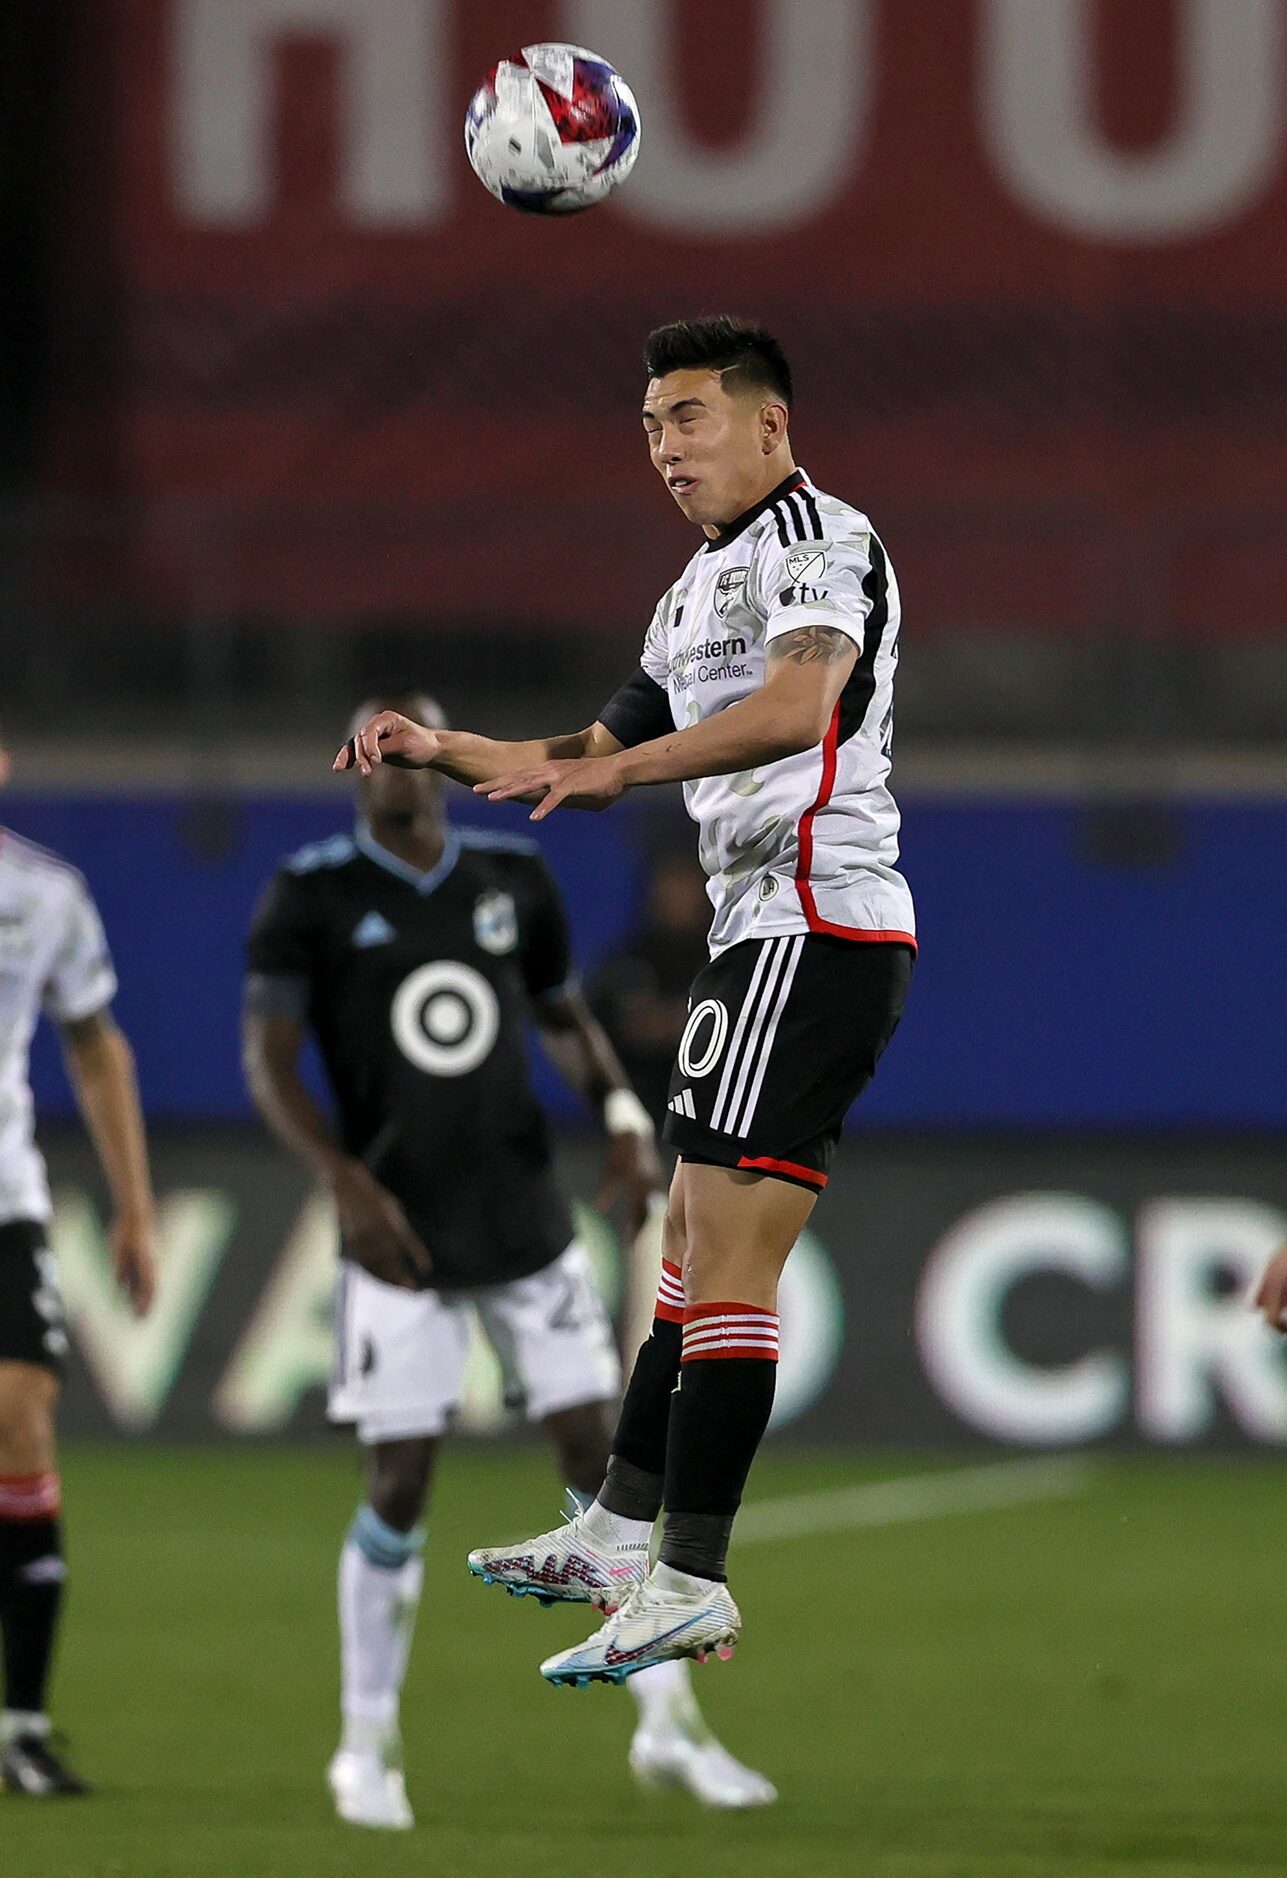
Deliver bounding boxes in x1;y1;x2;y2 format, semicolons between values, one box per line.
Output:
702;468;808;552
354;823;460;895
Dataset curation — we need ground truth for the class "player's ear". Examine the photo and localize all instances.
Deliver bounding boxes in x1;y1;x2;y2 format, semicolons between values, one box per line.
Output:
760;400;788;453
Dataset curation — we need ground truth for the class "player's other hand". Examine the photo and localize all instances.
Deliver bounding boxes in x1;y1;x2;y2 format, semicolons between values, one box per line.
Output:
331;1159;432;1288
474;754;626;821
1253;1244;1287;1332
596;1130;665;1243
335;712;443;776
111;1213;158;1318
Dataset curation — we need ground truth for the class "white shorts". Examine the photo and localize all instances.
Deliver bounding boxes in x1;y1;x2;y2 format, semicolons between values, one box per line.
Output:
327;1242;623;1445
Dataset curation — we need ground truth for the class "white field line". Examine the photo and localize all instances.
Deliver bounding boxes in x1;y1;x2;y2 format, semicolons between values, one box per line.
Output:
737;1456;1096;1547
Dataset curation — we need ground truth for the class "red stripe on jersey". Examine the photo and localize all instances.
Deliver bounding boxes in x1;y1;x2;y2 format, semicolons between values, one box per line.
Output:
794;703;919;953
737;1154;828;1189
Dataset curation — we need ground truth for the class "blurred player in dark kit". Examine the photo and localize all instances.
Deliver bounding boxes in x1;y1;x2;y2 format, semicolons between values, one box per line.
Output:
246;692;776;1828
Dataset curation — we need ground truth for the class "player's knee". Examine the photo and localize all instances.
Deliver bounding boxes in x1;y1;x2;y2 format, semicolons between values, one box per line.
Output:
365;1439;434;1532
0;1367;57;1474
661;1188;687;1268
681;1236;770;1306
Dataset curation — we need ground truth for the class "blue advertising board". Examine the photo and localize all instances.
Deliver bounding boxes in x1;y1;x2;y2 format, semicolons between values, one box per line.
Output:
8;792;1287;1129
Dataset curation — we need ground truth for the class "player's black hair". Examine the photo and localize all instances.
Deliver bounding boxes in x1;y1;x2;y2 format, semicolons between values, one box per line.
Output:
643;317;793;406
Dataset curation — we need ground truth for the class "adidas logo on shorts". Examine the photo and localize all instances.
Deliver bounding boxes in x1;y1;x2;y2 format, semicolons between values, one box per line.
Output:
667;1089;697;1119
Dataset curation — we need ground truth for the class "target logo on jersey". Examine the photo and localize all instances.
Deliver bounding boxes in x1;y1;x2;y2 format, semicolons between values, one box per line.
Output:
390;961;500;1077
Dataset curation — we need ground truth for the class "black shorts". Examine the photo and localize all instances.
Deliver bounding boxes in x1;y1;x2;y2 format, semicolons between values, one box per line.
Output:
663;934;913;1191
0;1219;68;1373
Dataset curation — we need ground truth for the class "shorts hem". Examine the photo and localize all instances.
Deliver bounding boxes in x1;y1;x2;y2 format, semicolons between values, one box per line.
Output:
524;1378;622;1425
330;1403;451;1444
665;1122;828;1194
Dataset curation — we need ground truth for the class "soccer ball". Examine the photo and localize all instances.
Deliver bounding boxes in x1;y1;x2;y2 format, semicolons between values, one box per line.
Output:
464;43;641;215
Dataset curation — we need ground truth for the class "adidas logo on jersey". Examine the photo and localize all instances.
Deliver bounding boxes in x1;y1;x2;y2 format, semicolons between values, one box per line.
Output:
352;911;396;948
668;1089;697;1119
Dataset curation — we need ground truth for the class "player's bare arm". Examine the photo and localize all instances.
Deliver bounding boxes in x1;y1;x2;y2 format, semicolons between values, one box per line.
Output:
536;989;663;1239
334;711;623;786
1253;1244;1287;1331
243;1009;431;1288
60;1007;158;1316
477;624;857;820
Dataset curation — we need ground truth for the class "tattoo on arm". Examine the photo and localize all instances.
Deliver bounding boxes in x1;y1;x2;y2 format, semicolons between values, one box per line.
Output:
768;624;854;667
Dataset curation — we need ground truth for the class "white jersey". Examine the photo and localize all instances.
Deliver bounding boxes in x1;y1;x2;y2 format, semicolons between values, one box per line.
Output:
0;830;117;1225
638;470;914;957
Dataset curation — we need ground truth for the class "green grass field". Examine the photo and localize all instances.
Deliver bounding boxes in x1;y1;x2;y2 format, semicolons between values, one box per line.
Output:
4;1444;1286;1877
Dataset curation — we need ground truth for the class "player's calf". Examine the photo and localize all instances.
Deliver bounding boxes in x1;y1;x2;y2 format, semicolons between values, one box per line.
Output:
0;1465;70;1791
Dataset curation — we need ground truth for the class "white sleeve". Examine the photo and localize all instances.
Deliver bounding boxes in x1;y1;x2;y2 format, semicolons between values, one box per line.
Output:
751;517;880;655
639;587;676;686
43;877;118;1023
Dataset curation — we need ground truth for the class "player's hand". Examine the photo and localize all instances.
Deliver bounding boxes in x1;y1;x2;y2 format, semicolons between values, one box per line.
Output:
334;712;444;776
331;1160;432;1288
111;1213;158;1318
474;755;626;821
1253;1244;1287;1332
596;1131;665;1243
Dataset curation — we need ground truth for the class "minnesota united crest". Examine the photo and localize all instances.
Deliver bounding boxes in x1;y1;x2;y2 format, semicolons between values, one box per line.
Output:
473;890;518;956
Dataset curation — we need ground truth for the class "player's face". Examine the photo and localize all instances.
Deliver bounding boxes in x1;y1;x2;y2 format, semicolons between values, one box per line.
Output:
643;368;784;531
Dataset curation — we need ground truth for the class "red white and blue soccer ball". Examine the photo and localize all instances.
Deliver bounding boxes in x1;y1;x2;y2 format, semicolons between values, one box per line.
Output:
464;43;641;215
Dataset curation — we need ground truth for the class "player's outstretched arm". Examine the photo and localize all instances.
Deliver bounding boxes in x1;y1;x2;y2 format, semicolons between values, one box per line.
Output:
334;710;623;787
537;990;663;1239
242;1006;431;1288
477;624;858;820
61;1008;158;1316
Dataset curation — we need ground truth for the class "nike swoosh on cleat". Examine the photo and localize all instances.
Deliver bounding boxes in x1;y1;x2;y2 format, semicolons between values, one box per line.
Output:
603;1616;702;1666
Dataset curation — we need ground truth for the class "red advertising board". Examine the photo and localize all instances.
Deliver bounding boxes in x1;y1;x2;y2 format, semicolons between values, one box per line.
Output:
47;0;1287;634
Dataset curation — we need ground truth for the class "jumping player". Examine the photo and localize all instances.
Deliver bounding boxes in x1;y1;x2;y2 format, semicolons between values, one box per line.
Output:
337;318;914;1689
247;691;776;1827
0;740;158;1793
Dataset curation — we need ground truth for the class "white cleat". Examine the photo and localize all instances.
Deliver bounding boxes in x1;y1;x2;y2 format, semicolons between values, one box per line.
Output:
540;1562;741;1687
326;1749;414;1831
468;1510;649;1611
630;1731;778;1810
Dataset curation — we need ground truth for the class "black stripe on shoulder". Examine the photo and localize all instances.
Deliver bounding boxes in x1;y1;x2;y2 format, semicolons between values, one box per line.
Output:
770;503;791;547
836;533;891;748
800;487;823;537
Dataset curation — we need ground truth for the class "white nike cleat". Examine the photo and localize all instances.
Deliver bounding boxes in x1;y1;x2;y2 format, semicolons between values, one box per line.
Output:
467;1508;649;1611
326;1749;414;1830
630;1730;778;1810
540;1562;741;1687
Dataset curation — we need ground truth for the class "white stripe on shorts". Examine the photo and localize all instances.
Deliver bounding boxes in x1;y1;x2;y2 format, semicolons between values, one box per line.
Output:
708;938;782;1133
729;934;805;1139
709;938;795;1135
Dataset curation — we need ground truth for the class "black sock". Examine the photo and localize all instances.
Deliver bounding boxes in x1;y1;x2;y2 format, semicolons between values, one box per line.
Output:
0;1512;65;1716
598;1257;686;1522
659;1304;780;1583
